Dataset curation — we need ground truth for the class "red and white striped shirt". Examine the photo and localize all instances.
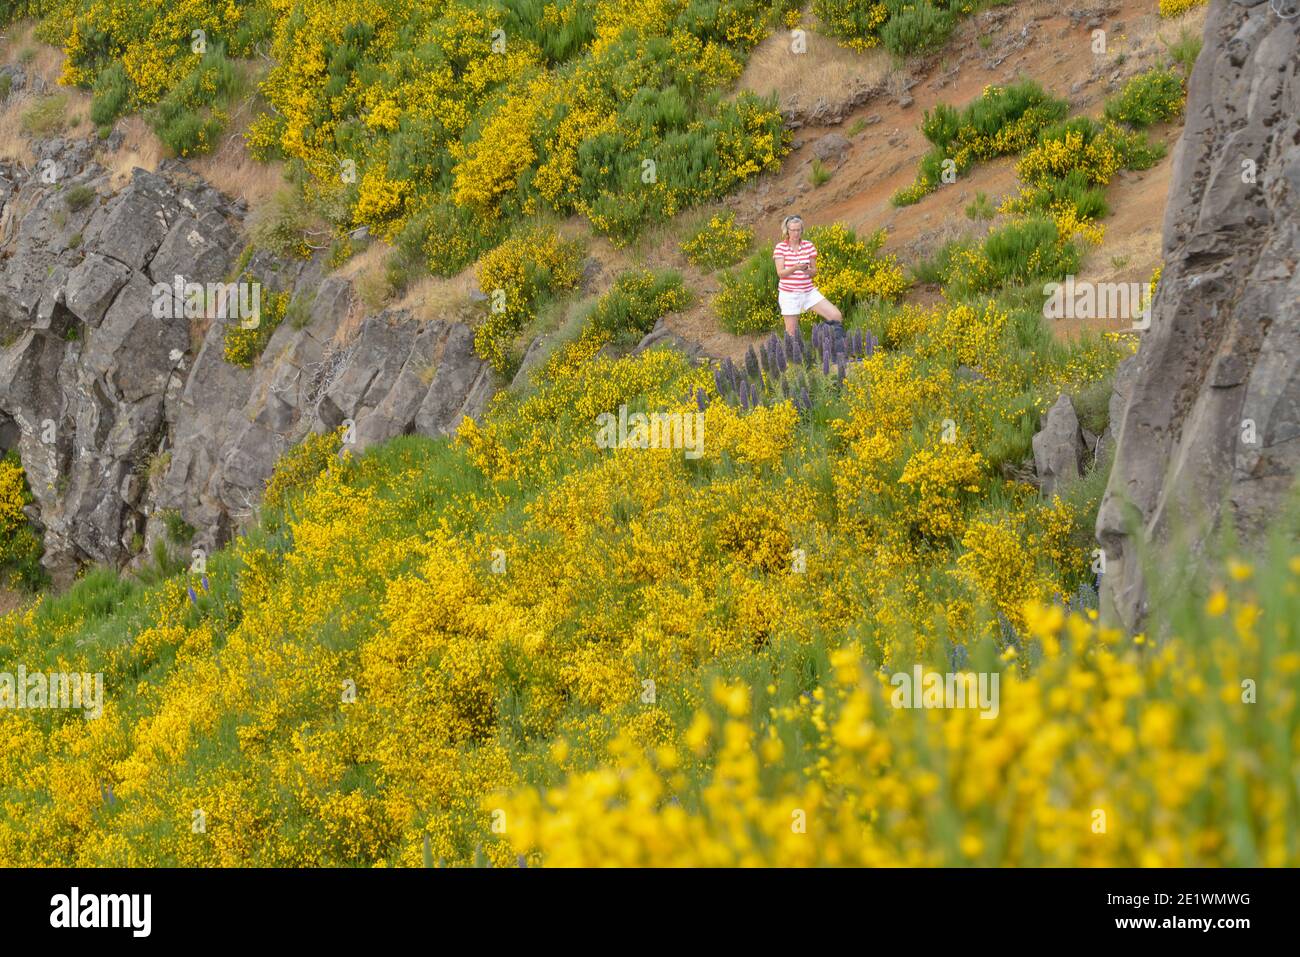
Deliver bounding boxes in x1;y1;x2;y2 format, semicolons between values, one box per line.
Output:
774;240;817;292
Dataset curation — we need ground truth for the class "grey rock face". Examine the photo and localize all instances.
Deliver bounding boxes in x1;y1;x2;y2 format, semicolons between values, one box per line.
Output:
1032;394;1083;498
0;145;498;585
1097;3;1300;632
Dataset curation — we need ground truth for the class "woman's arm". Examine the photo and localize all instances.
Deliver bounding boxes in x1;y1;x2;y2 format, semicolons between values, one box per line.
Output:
774;253;800;279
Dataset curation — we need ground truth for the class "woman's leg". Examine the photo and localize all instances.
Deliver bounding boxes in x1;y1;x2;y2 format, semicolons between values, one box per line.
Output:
782;313;801;337
810;297;843;325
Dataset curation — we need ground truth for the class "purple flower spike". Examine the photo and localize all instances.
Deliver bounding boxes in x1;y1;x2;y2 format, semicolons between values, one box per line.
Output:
822;348;831;377
777;347;787;374
714;367;727;395
202;575;210;592
696;387;708;412
187;586;198;605
800;386;811;411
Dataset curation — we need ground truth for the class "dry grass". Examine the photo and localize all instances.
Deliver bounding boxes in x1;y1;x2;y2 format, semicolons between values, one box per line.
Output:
736;21;892;121
1152;4;1208;50
191;62;284;209
100;115;162;187
0;20;61;83
0;587;34;617
0;98;37;166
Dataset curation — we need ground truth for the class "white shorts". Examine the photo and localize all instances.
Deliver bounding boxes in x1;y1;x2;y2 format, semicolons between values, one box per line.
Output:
779;287;825;315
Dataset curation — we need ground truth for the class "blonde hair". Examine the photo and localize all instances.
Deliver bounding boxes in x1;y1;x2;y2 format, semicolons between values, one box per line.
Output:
781;215;804;241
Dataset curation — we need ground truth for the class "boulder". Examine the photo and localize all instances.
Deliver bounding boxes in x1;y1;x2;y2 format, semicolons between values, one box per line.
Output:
1033;394;1083;497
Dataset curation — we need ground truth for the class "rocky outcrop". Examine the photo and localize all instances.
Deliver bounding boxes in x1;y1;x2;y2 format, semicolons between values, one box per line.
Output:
0;142;496;585
1032;394;1084;498
1097;1;1300;632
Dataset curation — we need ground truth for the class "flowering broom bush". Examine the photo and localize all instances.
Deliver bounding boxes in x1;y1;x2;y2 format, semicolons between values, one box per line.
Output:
680;213;753;270
0;454;43;590
893;82;1070;206
3;268;1288;864
473;225;583;375
22;0;791;271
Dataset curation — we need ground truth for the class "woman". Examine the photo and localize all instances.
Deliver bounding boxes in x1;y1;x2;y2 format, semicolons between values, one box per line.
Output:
773;215;843;339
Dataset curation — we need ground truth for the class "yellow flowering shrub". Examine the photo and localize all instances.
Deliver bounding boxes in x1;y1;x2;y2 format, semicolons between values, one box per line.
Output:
1159;0;1207;16
491;549;1300;865
35;0;789;272
473;226;583;375
0;455;42;590
680;213;753;270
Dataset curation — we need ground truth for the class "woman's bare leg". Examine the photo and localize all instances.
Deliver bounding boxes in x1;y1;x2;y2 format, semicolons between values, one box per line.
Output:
810;298;843;324
783;313;801;337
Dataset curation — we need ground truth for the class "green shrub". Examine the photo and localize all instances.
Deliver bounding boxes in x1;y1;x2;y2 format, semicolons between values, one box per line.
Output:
1001;170;1109;221
249;188;313;259
815;0;971;55
964;191;995;220
151;47;241;157
1103;67;1185;128
880;1;956;56
587;269;689;346
944;217;1081;295
160;509;196;545
20;92;67;137
1165;28;1202;76
715;251;780;335
64;184;97;212
894;81;1069;205
90;62;130;126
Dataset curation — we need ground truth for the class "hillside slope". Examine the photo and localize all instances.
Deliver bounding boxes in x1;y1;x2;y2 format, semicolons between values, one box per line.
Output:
0;0;1296;868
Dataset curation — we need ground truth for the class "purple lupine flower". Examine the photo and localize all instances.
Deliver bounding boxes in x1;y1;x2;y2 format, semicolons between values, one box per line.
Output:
783;333;794;360
822;347;831;377
188;585;198;605
837;358;846;383
800;386;811;411
776;346;787;374
759;343;770;375
865;331;877;356
803;337;814;368
696;387;708;412
745;345;761;380
202;575;210;592
714;367;727;396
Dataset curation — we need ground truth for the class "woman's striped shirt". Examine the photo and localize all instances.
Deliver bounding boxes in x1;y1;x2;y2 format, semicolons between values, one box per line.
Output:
774;240;817;292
